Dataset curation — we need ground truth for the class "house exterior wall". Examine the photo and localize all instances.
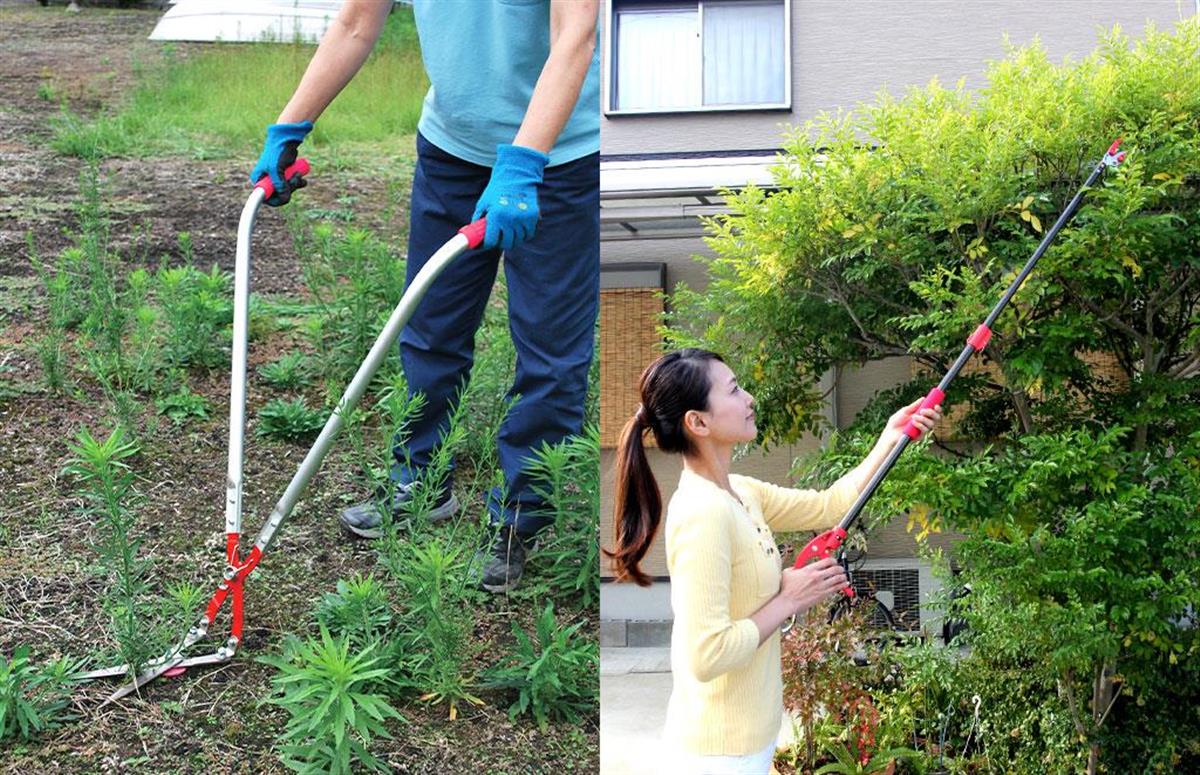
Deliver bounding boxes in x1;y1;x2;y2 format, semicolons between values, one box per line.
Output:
602;0;1189;155
598;0;1194;610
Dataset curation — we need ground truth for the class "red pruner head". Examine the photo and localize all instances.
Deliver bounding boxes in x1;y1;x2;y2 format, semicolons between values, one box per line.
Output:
1103;138;1125;169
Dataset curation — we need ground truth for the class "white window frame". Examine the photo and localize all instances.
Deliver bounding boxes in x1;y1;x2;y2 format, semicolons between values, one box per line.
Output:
604;0;792;116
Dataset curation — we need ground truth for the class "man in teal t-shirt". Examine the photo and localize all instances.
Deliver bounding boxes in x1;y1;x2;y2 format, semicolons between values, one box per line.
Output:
251;0;600;593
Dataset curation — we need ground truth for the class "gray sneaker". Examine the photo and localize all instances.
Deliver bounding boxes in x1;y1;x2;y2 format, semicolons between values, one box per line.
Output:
339;482;460;539
475;525;539;593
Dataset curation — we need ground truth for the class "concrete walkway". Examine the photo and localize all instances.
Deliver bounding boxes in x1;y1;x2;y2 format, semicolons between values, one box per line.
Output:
602;647;803;774
600;647;673;775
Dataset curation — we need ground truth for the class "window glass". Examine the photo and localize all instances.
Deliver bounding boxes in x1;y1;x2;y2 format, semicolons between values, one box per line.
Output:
702;1;786;106
615;8;702;111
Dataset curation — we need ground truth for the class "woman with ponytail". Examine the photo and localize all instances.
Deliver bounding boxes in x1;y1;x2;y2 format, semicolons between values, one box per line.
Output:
608;348;941;773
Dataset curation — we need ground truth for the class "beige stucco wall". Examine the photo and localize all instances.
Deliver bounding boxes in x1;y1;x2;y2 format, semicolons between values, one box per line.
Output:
602;0;1190;155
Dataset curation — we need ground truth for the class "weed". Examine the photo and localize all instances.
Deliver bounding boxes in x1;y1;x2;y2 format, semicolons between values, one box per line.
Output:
28;238;76;392
260;629;403;774
35;80;57;102
50;9;426;160
156;251;232;371
248;294;282;341
297;225;405;383
259;352;314;390
520;427;601;608
63;425;158;678
83;347;142;438
0;647;80;742
125;268;163;392
155;386;210;425
313;574;392;648
164;581;205;620
483;601;598;730
74;167;129;388
257;397;326;441
386;538;484;719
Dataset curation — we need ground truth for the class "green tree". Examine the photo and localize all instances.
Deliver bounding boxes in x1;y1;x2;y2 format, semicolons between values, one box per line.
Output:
670;22;1200;774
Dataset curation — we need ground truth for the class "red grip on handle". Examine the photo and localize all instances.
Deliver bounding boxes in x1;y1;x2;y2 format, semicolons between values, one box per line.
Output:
793;527;854;597
903;387;945;440
1107;138;1122;156
458;218;487;249
967;323;992;351
254;157;311;200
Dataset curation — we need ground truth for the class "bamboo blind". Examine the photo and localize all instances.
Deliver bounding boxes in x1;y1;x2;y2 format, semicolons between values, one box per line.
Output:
600;287;663;448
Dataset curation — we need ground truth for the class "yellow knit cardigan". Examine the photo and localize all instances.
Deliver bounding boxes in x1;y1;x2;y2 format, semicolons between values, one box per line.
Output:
662;468;859;756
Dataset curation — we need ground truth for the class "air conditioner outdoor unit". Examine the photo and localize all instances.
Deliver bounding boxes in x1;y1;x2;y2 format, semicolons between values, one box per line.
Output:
850;559;943;635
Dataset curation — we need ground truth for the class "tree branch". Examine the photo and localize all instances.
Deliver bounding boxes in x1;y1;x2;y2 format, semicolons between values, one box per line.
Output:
1060;669;1089;738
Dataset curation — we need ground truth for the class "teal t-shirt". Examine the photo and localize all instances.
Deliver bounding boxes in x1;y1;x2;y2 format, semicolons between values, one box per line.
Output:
413;0;600;168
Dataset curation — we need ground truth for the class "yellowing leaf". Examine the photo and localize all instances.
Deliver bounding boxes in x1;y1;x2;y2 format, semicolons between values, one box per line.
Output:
1170;652;1178;665
449;703;458;721
1152;172;1172;181
1120;253;1143;278
1029;214;1043;233
1021;195;1034;209
1020;210;1031;222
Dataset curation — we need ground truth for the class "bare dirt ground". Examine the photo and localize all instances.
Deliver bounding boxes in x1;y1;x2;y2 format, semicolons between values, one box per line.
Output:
0;6;598;773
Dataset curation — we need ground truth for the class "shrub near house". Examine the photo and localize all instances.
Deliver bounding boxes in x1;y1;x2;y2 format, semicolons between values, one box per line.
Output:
670;22;1200;774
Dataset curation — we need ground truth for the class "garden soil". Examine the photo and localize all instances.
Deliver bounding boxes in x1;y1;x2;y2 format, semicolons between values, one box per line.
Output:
0;6;598;773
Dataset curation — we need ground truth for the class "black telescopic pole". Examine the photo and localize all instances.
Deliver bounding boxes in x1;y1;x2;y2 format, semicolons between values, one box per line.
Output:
794;138;1126;578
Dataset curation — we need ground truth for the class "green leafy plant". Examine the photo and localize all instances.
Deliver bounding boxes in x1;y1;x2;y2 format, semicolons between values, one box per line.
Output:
814;740;920;775
63;425;159;678
257;397;326;441
71;166;132;391
124;268;163;392
155;386;210;425
522;427;600;608
296;225;406;383
28;236;80;392
483;601;597;731
156;236;232;371
259;352;315;389
50;9;426;161
386;537;483;719
261;628;404;775
314;574;392;648
674;21;1200;775
0;647;80;742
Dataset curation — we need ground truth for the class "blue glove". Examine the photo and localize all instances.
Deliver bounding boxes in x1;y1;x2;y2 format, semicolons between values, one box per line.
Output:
471;143;549;251
249;120;313;207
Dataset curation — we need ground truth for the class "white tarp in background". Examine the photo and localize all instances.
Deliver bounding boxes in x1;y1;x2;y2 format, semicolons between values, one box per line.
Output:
149;0;347;44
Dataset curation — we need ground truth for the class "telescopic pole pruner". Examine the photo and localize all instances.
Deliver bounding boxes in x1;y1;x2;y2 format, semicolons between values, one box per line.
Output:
792;139;1127;589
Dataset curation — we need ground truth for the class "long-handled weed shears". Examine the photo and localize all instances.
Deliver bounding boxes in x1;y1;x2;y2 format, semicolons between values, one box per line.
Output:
793;139;1127;588
80;160;487;703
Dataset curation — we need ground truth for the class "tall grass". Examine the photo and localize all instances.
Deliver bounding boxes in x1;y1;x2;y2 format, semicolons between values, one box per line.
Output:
53;9;427;159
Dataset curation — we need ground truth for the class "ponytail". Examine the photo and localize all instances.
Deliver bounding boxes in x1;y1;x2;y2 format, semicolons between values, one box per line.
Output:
607;408;661;586
605;349;725;586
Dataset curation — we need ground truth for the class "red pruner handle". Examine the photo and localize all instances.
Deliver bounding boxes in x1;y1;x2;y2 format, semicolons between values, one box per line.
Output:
458;218;487;249
793;526;854;597
903;387;945;440
254;157;311;200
